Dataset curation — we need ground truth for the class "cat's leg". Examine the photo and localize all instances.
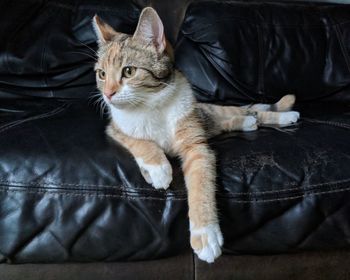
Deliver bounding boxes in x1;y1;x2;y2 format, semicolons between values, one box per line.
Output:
220;115;258;132
173;113;223;263
256;110;300;125
196;103;257;136
107;123;172;190
243;94;296;112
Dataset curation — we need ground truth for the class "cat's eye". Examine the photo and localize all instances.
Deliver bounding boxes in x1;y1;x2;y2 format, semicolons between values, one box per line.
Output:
122;66;136;78
97;69;106;80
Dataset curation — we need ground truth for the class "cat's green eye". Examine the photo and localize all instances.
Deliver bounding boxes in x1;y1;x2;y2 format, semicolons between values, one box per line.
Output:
97;69;106;80
122;66;136;78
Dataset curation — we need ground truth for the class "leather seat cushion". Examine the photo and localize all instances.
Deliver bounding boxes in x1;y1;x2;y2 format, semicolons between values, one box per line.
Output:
0;100;349;263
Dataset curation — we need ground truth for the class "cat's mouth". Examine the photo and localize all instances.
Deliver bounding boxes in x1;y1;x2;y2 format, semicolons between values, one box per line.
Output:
103;94;144;109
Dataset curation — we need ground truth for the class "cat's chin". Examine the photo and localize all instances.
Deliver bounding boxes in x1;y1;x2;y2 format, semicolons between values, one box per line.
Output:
102;96;133;110
110;101;138;110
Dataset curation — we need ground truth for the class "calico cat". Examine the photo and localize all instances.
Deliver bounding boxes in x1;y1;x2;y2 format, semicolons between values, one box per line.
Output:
92;7;300;263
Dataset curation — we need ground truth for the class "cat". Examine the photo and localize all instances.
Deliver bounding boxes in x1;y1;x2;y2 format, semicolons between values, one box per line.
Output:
92;7;300;263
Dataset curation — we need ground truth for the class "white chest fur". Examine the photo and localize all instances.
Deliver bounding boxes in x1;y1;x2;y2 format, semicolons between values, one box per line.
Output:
109;72;194;153
111;106;176;151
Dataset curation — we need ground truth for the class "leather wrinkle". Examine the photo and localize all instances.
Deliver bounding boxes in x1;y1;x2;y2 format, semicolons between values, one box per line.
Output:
229;198;302;242
332;20;350;74
294;202;347;248
0;103;69;134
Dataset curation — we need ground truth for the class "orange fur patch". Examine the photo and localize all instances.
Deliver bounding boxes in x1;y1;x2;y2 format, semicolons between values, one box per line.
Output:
173;111;218;228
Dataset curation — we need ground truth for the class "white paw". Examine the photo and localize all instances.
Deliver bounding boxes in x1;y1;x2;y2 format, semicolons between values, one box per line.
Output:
242;116;258;131
136;158;173;190
278;111;300;125
190;223;224;263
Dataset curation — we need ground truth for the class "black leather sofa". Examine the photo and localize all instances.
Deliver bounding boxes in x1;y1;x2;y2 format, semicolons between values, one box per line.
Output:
1;0;350;279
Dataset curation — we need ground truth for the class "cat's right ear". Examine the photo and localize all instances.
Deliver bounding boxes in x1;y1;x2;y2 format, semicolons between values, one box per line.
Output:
92;15;118;45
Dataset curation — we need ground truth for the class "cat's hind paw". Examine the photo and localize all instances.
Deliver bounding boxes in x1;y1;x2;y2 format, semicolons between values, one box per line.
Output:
137;158;173;190
278;111;300;125
242;116;258;131
190;223;224;263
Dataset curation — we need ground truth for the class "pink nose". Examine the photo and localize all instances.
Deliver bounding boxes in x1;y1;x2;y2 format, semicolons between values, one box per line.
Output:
104;90;116;100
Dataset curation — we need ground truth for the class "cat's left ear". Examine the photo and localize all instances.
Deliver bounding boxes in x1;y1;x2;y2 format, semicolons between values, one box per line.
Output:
92;15;119;45
133;7;166;53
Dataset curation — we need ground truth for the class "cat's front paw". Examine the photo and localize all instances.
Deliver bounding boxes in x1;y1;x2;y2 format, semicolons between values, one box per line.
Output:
278;111;300;125
190;223;224;263
137;158;173;190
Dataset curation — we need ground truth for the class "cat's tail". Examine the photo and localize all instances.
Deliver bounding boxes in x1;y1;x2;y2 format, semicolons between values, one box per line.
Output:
272;94;296;112
244;94;296;112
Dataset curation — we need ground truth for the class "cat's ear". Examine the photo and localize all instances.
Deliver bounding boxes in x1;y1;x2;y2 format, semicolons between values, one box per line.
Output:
92;15;119;45
133;7;166;53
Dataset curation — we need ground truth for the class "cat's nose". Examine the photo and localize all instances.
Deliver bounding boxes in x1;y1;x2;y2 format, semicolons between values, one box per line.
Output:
104;90;116;100
104;83;119;100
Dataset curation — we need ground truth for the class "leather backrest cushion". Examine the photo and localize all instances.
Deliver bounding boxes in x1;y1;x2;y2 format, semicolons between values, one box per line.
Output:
0;0;140;99
175;1;350;105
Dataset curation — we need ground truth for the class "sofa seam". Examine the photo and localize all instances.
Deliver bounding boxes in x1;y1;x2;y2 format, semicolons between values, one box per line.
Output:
0;179;186;193
0;177;349;195
302;117;350;130
192;252;196;280
225;178;350;195
224;186;350;203
0;188;187;201
1;185;350;203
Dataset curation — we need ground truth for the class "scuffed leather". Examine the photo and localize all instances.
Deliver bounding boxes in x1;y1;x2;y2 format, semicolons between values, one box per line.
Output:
0;0;350;263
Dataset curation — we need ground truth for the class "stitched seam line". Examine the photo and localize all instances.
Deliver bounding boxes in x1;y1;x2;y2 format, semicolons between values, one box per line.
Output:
0;179;186;193
0;188;187;201
1;185;349;203
0;103;69;135
1;177;349;195
224;178;350;195
302;117;350;129
224;186;350;203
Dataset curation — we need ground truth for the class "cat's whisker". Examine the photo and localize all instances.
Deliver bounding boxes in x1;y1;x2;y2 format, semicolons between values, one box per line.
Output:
77;40;98;55
91;99;102;106
88;92;102;100
91;95;110;118
87;91;102;106
92;98;103;107
69;51;98;61
96;99;106;118
91;94;104;107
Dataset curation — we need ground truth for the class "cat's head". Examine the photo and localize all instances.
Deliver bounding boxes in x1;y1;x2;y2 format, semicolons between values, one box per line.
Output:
93;7;174;109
